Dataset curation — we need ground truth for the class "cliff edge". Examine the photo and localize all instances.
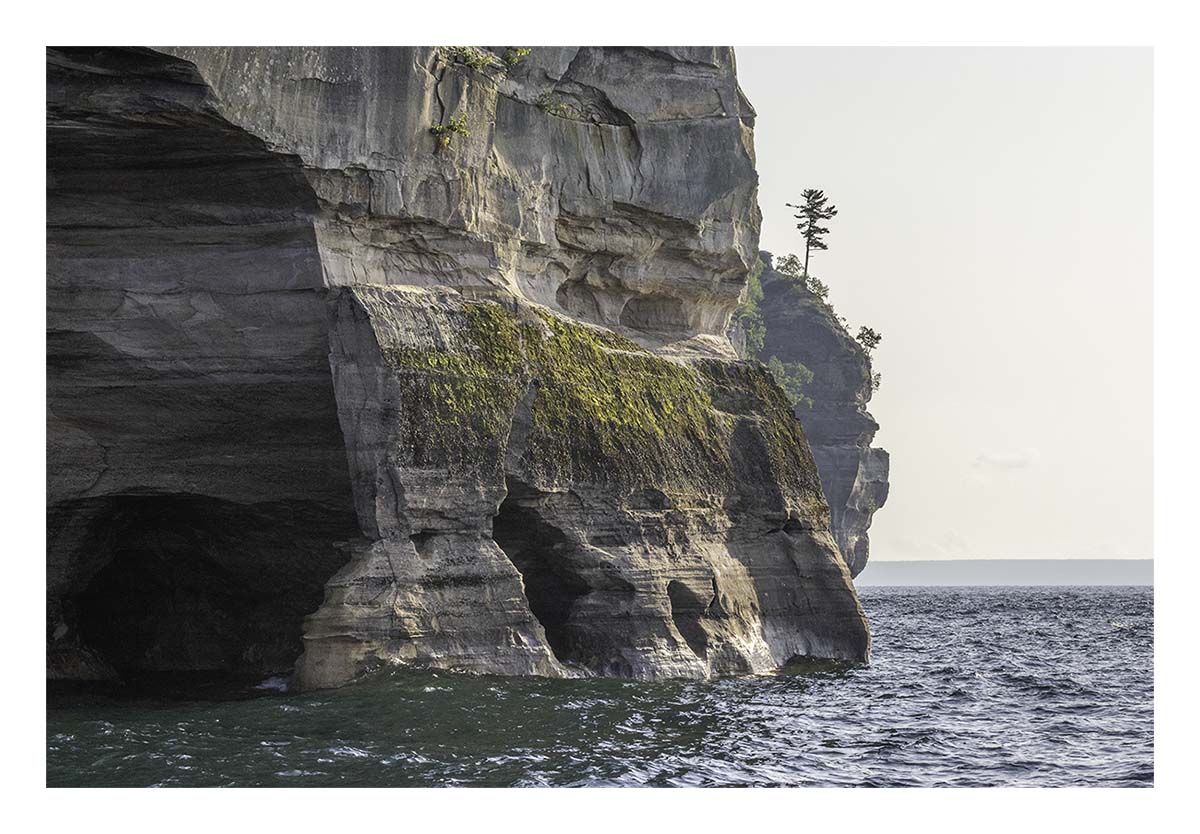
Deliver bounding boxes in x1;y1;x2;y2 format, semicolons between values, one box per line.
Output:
756;253;890;577
47;47;869;688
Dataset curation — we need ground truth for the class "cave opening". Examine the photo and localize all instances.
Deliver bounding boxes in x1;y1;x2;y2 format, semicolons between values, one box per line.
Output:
491;479;590;663
60;494;357;690
667;580;711;659
47;46;362;693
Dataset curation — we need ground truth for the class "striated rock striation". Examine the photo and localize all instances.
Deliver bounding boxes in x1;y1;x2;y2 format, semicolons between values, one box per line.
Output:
47;46;869;688
756;253;890;577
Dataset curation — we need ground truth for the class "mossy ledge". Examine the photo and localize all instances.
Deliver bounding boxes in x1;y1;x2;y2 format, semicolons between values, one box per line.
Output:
351;285;824;500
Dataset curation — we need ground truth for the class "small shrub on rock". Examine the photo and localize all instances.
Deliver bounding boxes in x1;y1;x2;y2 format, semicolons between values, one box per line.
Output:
430;113;470;149
443;46;499;72
503;47;532;67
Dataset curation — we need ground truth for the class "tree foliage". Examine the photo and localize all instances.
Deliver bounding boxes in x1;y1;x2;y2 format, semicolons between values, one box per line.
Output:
785;189;839;276
441;46;531;75
775;253;803;277
503;47;532;66
767;355;814;410
856;326;882;353
443;46;500;71
430;113;470;149
774;253;829;300
732;257;766;356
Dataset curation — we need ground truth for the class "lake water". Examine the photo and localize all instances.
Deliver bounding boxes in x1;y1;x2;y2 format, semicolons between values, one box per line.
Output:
46;586;1153;787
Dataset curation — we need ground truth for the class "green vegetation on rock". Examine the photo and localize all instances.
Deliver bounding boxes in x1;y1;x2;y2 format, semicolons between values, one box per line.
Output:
442;46;500;72
775;253;829;300
766;356;815;410
430;113;470;150
694;359;826;504
746;241;882;398
520;310;731;488
377;302;525;472
733;257;766;356
856;326;882;353
503;47;531;67
731;257;816;408
439;46;530;77
373;296;822;496
785;188;839;277
535;92;572;118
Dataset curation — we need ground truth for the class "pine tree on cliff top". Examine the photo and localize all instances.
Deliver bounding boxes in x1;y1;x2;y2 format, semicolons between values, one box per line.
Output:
786;189;838;276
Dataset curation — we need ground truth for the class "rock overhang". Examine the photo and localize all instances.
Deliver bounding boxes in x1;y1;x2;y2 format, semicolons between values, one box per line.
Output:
46;46;870;689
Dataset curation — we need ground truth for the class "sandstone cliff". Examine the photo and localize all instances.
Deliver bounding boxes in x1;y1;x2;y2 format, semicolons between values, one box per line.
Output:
47;46;868;688
756;253;890;577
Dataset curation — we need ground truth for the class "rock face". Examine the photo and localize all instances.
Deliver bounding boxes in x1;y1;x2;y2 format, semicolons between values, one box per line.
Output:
47;46;869;688
757;253;890;577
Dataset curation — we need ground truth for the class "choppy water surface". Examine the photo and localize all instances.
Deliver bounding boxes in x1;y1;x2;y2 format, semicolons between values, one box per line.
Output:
47;586;1153;787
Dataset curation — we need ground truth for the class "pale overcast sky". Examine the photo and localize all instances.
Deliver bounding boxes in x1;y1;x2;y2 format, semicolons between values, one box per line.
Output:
736;47;1152;561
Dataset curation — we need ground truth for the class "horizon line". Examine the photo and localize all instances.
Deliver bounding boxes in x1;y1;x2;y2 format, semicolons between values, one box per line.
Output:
868;556;1153;562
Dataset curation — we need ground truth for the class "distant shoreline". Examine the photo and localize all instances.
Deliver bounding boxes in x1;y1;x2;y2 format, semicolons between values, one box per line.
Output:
854;559;1153;587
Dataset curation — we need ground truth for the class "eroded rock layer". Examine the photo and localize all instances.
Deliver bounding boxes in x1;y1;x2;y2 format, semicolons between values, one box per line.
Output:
47;46;869;688
47;47;360;679
758;253;890;577
296;286;867;686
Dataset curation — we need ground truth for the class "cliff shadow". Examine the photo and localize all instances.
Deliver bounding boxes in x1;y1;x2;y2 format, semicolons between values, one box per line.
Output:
50;495;358;688
491;477;591;664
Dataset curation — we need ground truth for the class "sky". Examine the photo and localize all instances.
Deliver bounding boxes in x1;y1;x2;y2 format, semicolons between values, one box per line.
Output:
736;48;1152;561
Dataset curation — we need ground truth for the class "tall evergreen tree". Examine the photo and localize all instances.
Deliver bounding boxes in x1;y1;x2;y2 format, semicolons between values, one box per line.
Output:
786;189;839;275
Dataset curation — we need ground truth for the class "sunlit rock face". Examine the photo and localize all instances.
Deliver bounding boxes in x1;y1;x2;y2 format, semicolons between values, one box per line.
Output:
756;253;891;577
46;46;868;689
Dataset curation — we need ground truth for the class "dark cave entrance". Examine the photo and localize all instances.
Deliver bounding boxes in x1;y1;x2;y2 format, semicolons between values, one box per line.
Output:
46;47;362;693
667;580;710;659
491;479;590;663
60;494;357;687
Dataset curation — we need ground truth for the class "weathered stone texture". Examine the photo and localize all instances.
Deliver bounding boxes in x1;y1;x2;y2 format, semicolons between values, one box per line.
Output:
757;252;891;577
47;47;869;688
